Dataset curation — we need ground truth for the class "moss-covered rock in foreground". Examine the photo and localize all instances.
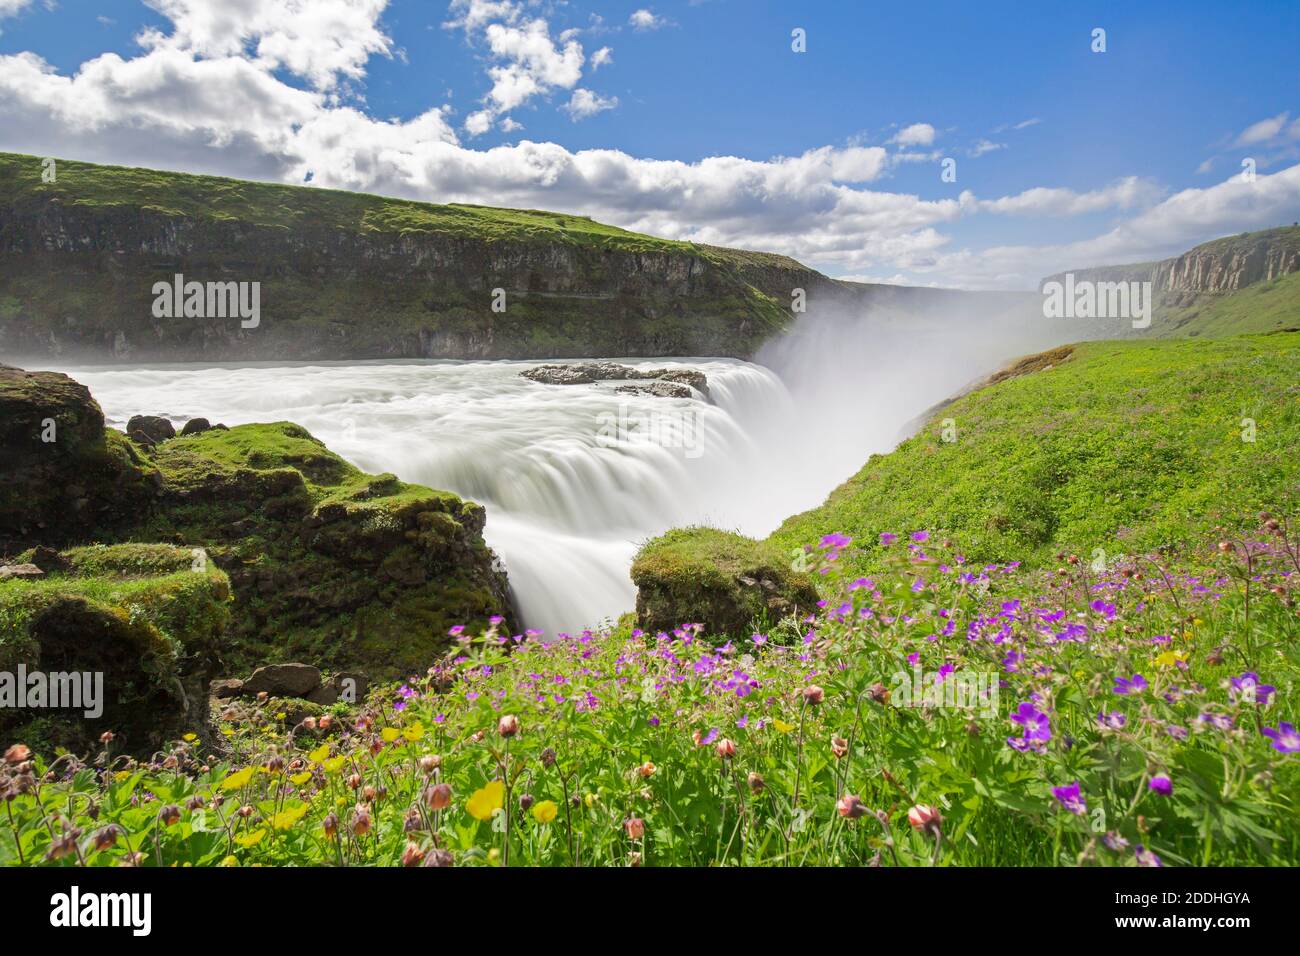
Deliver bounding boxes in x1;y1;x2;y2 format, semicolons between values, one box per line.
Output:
0;366;157;555
0;543;230;755
1;368;515;684
128;422;514;676
630;527;819;638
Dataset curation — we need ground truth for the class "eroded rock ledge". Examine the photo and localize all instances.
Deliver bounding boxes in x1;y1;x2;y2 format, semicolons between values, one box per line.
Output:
521;362;709;400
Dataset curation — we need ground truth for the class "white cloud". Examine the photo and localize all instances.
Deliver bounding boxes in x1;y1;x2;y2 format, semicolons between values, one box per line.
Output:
1235;111;1291;147
629;9;666;31
968;139;1004;158
446;0;611;133
140;0;393;91
975;176;1163;217
590;46;613;70
562;88;617;120
891;122;935;147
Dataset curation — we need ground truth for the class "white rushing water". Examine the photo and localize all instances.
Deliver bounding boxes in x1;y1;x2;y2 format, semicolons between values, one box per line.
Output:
50;303;1068;634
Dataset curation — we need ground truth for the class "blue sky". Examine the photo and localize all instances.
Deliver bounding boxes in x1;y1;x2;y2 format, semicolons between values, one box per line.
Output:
2;0;1298;288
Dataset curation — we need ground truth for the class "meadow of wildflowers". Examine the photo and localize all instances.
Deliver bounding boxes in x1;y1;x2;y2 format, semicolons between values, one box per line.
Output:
2;513;1297;868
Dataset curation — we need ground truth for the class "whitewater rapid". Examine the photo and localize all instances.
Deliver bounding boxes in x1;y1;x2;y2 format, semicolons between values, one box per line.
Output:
51;307;1066;633
56;359;810;633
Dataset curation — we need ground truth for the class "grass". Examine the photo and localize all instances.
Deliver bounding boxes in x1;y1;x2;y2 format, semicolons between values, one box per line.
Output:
768;332;1300;581
1153;270;1300;338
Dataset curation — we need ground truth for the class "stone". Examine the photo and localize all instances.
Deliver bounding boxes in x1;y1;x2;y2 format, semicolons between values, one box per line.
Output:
242;662;322;698
180;417;212;435
210;678;244;699
0;563;44;581
126;415;176;444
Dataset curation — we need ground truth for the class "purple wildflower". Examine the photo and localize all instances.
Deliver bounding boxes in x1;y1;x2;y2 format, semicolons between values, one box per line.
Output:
1262;722;1300;753
1148;774;1173;796
1113;674;1148;695
1051;781;1087;815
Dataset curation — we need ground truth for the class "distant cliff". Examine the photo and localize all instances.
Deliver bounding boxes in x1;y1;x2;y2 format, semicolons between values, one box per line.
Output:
0;151;840;362
1042;226;1300;337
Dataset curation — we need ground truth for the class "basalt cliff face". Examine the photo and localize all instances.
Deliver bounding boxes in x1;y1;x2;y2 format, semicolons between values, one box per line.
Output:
0;152;844;362
1040;226;1300;336
1150;228;1299;294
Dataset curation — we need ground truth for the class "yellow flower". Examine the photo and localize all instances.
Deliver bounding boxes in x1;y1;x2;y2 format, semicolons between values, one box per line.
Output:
532;800;558;825
381;727;402;743
217;855;240;867
234;828;266;847
322;756;347;774
1153;650;1188;669
220;728;235;737
1193;618;1204;626
269;803;309;830
466;781;505;821
220;767;254;791
403;721;425;742
275;712;286;721
290;771;313;786
773;718;796;734
584;792;599;808
308;744;330;764
182;733;198;743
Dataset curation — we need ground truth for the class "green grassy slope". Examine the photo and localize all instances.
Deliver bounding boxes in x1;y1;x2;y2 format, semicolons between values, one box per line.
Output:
767;332;1300;577
1152;269;1300;338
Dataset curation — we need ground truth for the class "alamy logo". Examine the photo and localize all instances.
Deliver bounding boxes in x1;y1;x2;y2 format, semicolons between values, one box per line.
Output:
0;665;103;719
596;404;703;459
152;273;260;329
1041;273;1152;329
50;886;151;936
890;663;999;718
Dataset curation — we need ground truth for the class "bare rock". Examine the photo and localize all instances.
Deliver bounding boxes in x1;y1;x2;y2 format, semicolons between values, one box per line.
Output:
127;415;176;444
0;563;44;581
180;417;212;436
242;662;322;698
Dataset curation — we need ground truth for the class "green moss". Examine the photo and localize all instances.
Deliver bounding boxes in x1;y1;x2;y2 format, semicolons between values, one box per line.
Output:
631;527;820;638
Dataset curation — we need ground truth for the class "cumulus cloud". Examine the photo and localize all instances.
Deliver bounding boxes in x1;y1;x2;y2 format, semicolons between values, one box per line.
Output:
562;88;617;120
629;9;666;31
590;46;613;70
446;0;613;131
891;122;935;147
140;0;393;91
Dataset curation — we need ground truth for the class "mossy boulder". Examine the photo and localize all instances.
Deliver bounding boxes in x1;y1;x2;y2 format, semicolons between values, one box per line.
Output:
631;527;819;638
124;421;514;677
0;367;157;554
0;543;231;755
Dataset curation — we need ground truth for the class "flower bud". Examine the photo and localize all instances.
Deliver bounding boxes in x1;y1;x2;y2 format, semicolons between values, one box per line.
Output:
423;782;453;811
802;685;825;705
747;772;765;794
837;794;868;819
401;842;426;867
907;804;942;835
158;804;182;827
831;735;849;758
498;714;520;737
418;754;441;774
638;761;656;778
715;738;736;759
624;817;646;840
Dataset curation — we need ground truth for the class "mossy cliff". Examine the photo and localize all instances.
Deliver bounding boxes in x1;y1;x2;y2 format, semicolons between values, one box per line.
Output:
0;366;514;696
0;151;814;361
